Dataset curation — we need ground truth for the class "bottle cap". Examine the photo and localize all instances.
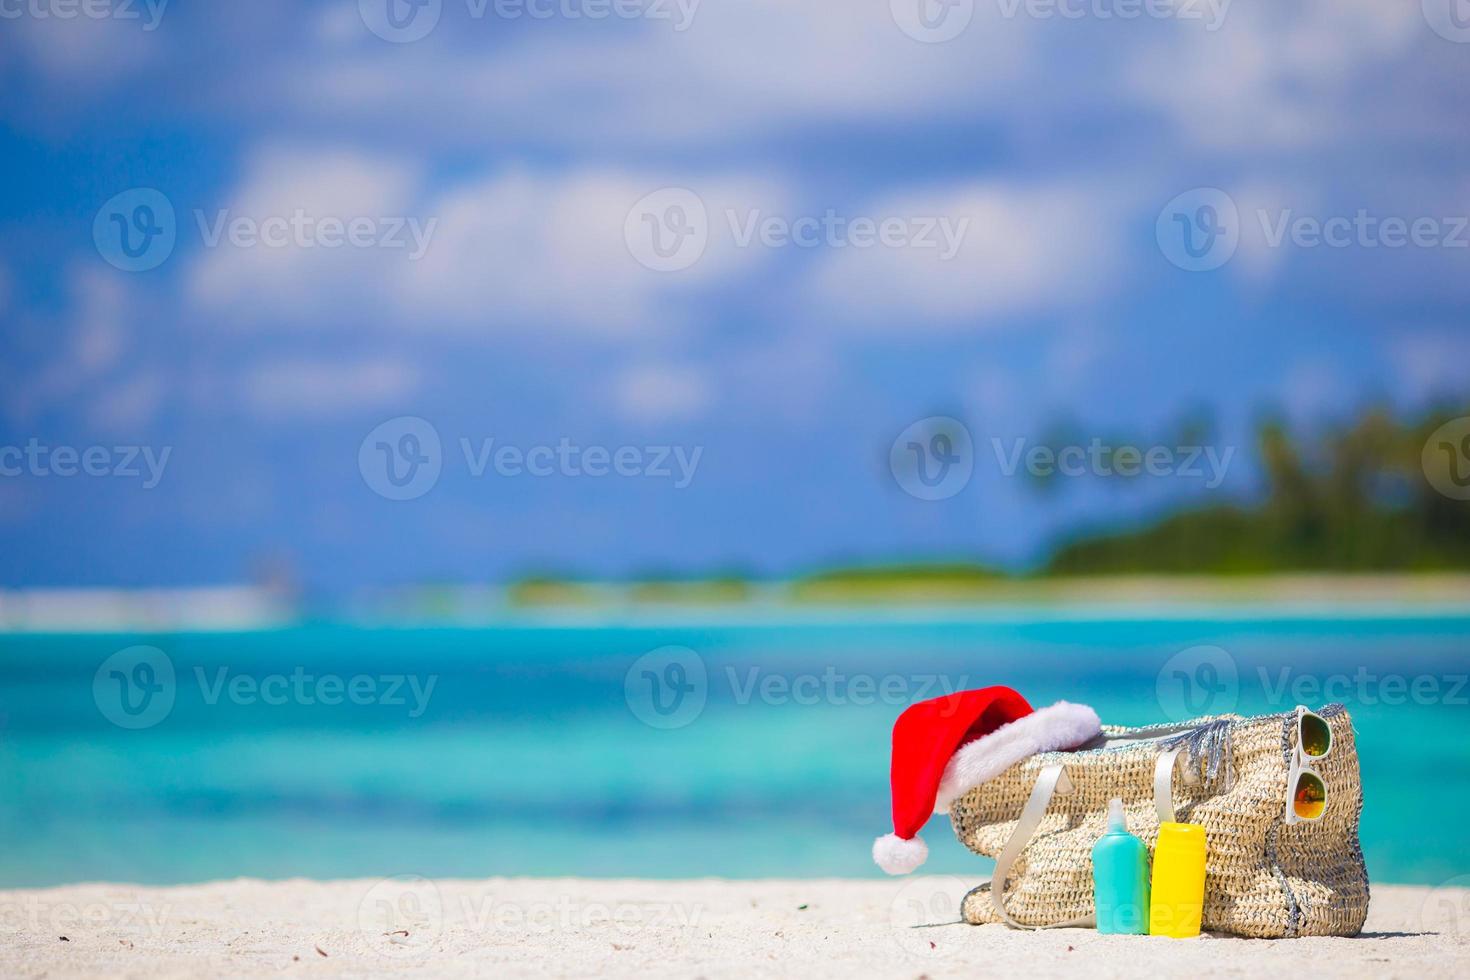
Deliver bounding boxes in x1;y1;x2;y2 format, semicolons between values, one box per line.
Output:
1108;798;1126;832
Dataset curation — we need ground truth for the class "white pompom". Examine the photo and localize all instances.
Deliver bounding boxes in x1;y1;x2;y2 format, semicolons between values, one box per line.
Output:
872;833;928;875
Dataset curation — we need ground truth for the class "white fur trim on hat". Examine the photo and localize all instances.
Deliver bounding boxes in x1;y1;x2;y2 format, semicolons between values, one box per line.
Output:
873;832;928;875
933;701;1101;814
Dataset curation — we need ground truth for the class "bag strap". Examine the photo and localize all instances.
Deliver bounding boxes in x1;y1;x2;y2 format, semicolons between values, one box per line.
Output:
988;763;1095;930
989;747;1193;930
1154;745;1185;824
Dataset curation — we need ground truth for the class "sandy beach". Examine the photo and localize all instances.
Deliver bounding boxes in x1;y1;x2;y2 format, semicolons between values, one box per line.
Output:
2;877;1465;978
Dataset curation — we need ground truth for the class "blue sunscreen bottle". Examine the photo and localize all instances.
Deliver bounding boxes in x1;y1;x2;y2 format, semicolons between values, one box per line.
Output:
1092;798;1150;934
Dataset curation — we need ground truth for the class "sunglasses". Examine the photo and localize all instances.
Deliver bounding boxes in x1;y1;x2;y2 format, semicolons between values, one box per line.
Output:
1285;705;1332;824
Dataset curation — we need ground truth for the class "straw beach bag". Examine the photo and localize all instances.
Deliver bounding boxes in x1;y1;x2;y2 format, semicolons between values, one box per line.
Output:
951;704;1369;938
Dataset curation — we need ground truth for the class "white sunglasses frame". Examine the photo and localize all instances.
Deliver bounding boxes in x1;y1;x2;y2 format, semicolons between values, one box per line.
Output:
1284;704;1332;825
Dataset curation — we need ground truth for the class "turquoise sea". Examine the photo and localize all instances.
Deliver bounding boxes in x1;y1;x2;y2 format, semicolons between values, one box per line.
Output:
1;610;1466;887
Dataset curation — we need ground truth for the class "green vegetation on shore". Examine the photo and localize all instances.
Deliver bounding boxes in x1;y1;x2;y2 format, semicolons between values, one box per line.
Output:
1048;405;1470;574
503;406;1469;606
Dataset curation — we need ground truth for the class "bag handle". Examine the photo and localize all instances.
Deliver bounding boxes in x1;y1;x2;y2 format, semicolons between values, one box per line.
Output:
989;746;1198;929
988;763;1095;930
1154;745;1186;824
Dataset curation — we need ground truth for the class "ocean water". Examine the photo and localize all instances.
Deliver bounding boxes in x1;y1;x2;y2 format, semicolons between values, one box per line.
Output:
0;610;1466;888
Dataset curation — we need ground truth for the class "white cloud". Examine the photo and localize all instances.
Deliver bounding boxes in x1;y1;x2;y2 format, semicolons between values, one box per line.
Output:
393;168;783;333
240;357;421;420
612;362;712;423
805;181;1127;328
1391;333;1470;405
1227;181;1319;286
287;1;1030;148
1126;2;1424;150
186;145;789;333
186;145;425;320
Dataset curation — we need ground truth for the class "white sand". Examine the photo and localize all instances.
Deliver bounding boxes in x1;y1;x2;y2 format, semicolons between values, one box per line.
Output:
2;877;1465;978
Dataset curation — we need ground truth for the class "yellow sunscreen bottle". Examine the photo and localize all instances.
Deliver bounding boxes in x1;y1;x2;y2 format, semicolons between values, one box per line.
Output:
1149;822;1206;937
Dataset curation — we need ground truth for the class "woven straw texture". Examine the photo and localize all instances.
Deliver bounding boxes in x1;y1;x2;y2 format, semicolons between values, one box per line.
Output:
952;705;1368;938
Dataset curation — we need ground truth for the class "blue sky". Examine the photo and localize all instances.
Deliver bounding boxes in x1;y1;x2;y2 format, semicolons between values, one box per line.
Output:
1;1;1468;591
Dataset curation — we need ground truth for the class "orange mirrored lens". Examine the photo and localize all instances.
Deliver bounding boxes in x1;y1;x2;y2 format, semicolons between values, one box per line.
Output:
1294;771;1326;820
1299;713;1331;757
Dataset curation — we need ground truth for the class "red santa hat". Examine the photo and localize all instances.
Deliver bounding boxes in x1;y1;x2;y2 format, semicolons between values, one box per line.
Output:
872;685;1101;874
